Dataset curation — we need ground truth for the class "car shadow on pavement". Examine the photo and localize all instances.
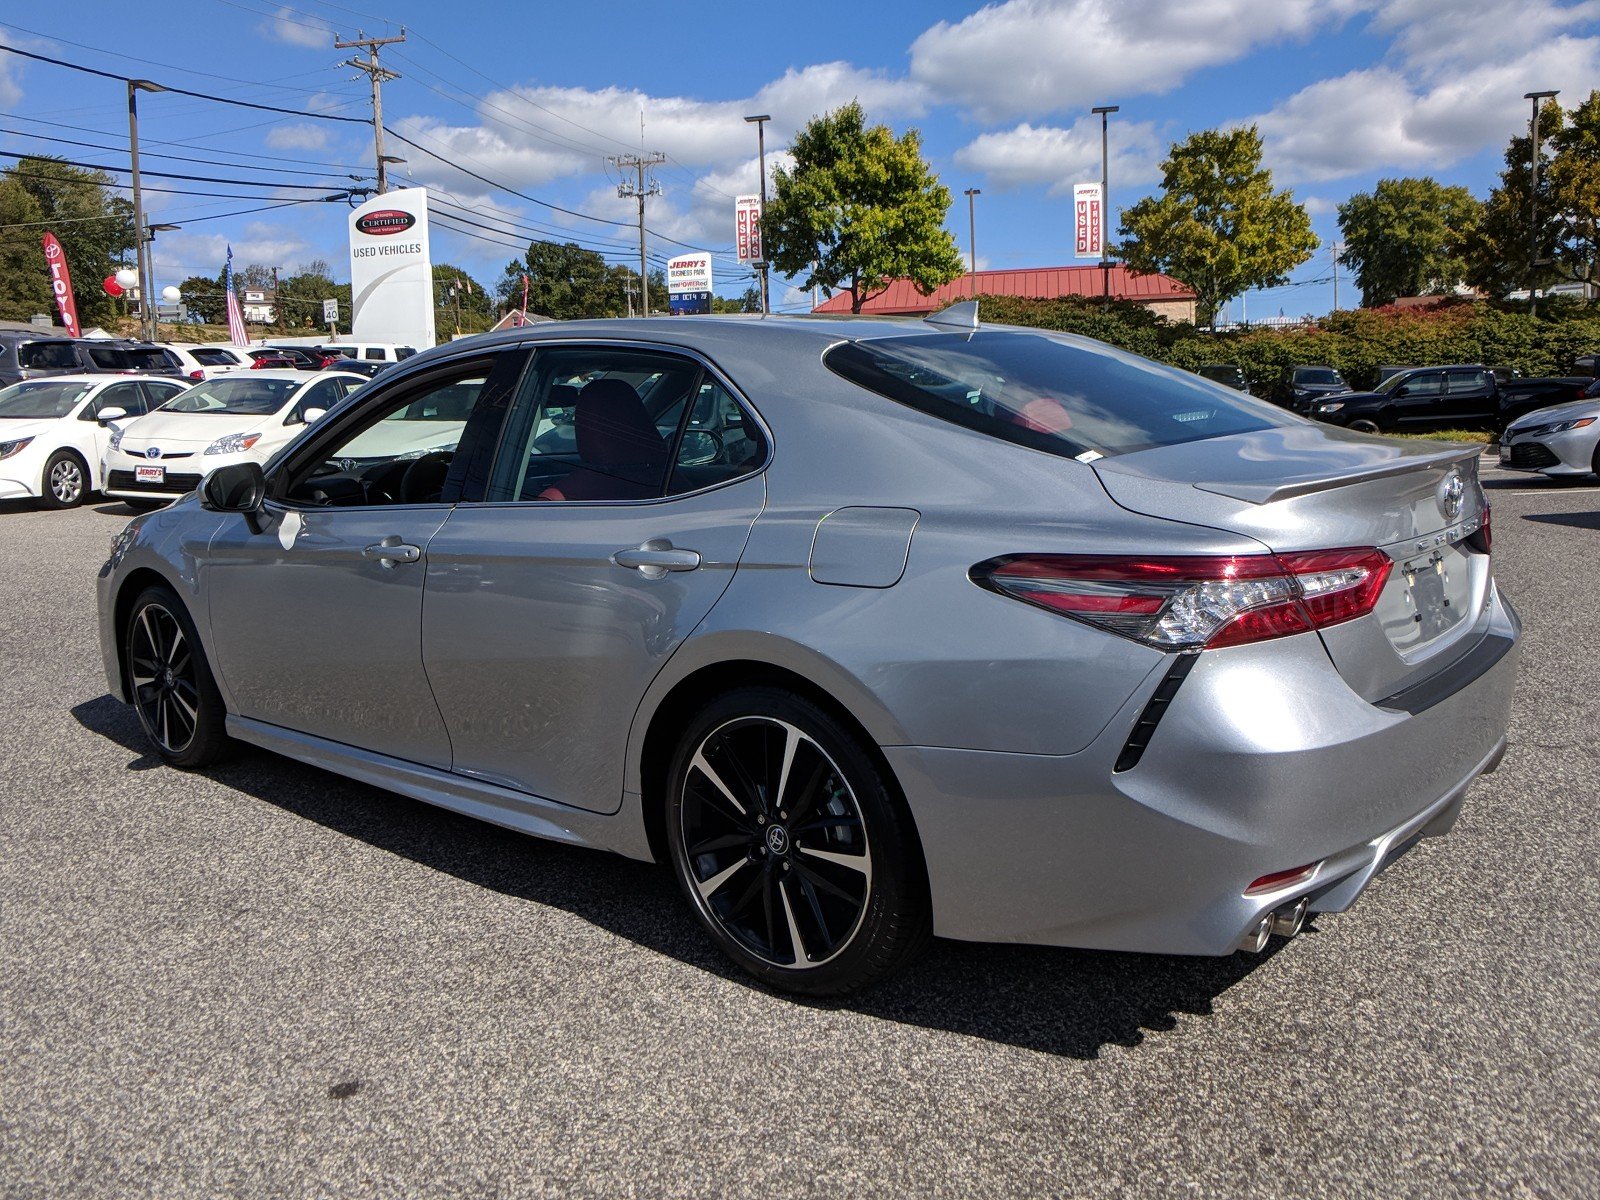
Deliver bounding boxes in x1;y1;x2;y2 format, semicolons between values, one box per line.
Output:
71;692;1283;1060
1522;510;1600;530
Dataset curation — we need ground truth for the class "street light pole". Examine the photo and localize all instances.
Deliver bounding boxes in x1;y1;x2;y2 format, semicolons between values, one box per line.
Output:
1524;90;1559;317
127;80;166;341
1092;105;1119;314
964;188;981;295
143;223;179;338
745;114;772;315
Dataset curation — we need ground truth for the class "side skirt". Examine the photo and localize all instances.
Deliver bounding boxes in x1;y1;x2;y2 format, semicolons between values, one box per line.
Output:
227;716;656;862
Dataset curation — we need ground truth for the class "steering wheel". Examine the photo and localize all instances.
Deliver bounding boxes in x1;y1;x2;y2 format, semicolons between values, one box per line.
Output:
398;450;454;504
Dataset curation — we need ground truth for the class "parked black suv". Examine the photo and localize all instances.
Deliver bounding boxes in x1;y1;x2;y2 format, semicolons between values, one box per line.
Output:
1272;365;1349;412
0;333;183;387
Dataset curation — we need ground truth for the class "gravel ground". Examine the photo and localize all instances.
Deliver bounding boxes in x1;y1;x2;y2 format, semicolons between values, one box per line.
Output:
2;462;1597;1199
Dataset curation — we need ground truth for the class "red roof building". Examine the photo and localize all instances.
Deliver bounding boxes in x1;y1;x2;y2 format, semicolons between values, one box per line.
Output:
812;264;1196;323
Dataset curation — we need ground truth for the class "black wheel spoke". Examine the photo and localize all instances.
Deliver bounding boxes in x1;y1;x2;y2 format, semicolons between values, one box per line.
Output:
678;715;874;972
129;602;199;755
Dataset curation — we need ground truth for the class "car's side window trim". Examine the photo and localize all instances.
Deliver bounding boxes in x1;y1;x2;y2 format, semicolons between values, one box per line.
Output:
263;349;528;510
479;338;772;508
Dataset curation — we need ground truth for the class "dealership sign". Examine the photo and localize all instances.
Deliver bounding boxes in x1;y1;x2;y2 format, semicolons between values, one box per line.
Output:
735;195;762;264
667;251;713;315
348;187;436;348
1073;182;1104;260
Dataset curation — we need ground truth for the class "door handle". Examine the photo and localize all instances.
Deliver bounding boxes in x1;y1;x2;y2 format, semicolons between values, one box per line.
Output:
612;539;702;579
363;538;421;568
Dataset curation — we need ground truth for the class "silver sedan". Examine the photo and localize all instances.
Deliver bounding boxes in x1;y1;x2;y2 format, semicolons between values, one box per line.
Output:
1499;387;1600;479
96;309;1520;995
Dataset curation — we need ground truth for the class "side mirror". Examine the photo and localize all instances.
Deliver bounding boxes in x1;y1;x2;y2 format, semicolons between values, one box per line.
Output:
303;407;327;424
200;461;266;514
97;407;128;425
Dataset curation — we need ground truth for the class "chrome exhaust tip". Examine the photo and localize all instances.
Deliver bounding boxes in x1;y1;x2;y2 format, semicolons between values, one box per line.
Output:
1270;897;1308;939
1237;914;1274;954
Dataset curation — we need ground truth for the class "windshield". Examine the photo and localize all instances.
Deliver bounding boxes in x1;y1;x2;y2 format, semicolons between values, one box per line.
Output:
163;376;300;416
0;379;93;420
825;331;1291;460
1374;373;1413;395
1293;367;1344;386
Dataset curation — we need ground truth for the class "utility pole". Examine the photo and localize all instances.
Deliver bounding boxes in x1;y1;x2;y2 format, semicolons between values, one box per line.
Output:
336;29;405;194
964;188;981;295
1330;241;1341;312
612;151;665;316
127;79;166;341
744;114;772;315
1092;105;1119;313
1524;89;1559;317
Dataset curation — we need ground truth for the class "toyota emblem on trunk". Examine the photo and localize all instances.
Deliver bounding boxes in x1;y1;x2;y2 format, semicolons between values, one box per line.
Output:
1438;468;1464;522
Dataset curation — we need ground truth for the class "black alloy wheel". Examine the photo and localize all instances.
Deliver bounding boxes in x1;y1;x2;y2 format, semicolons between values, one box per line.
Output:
667;687;929;995
1348;418;1381;434
125;587;230;767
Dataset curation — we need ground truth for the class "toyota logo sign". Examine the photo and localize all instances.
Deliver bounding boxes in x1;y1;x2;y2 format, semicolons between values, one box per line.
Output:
355;209;416;236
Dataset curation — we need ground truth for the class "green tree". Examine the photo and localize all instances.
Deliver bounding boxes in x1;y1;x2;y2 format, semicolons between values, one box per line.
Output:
496;240;625;319
0;156;134;326
275;259;346;329
1337;178;1481;307
433;262;492;334
711;285;762;314
765;101;964;313
174;274;225;324
1118;126;1318;328
1464;98;1566;300
1548;89;1600;297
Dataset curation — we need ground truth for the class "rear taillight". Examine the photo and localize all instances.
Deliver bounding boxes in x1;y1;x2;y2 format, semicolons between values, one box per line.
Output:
188;369;204;380
1469;502;1491;554
972;548;1393;650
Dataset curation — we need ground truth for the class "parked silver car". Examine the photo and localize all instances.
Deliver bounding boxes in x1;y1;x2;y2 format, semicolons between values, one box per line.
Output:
96;309;1520;995
1498;386;1600;479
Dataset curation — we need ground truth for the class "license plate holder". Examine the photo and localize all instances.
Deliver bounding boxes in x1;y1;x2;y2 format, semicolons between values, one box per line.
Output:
135;464;165;484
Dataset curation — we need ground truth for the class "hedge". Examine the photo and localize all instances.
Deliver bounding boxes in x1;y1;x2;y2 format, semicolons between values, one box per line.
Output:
975;294;1600;392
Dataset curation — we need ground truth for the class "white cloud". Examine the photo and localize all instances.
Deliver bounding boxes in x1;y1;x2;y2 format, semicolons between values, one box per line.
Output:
264;123;331;152
909;0;1366;122
1252;36;1600;181
1372;0;1600;72
260;6;334;49
955;117;1163;194
0;31;24;108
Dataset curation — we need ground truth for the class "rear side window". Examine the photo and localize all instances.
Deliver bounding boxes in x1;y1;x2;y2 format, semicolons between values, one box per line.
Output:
191;347;238;365
87;346;124;369
19;341;79;369
825;331;1290;460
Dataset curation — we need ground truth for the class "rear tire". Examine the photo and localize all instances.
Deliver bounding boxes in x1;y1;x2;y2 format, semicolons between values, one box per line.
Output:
124;586;231;768
39;450;88;509
1348;418;1381;434
665;686;930;996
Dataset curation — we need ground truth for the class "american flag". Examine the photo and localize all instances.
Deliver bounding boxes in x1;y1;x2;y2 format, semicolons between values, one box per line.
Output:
224;246;249;345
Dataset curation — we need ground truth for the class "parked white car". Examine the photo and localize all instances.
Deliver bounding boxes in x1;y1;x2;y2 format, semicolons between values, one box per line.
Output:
161;343;273;381
103;370;364;504
0;374;190;508
322;342;419;364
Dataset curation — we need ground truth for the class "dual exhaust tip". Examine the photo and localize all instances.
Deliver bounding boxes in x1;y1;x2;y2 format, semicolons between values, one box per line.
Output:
1237;896;1309;953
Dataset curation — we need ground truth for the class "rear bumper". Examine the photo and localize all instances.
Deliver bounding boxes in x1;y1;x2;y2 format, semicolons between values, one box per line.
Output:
888;587;1521;955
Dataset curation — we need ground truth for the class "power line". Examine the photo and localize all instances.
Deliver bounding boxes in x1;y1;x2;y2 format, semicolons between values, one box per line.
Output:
0;125;361;180
0;149;358;191
0;44;371;124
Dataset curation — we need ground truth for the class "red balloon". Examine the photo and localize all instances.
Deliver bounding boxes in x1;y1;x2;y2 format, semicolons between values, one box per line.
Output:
103;275;124;298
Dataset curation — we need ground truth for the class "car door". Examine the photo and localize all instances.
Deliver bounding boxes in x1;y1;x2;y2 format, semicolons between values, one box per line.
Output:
1445;369;1495;427
1391;372;1446;427
80;381;148;482
201;349;526;767
421;344;769;813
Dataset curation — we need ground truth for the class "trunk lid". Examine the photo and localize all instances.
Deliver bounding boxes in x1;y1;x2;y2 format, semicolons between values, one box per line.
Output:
1092;423;1491;702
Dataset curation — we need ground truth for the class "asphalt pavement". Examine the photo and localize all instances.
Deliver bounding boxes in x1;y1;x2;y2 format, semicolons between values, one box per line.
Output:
2;460;1598;1198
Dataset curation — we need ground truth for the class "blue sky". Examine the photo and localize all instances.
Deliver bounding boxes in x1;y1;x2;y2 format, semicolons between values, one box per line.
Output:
2;1;1597;322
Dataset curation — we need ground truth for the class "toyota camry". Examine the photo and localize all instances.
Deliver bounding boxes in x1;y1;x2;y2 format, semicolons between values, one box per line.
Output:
96;308;1519;994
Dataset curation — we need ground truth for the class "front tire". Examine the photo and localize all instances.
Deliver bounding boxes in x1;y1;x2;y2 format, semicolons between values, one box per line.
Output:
665;687;930;996
40;450;88;509
1348;418;1381;434
125;586;231;768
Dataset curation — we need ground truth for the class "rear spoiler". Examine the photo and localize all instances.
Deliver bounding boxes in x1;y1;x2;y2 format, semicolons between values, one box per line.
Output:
1192;442;1483;505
